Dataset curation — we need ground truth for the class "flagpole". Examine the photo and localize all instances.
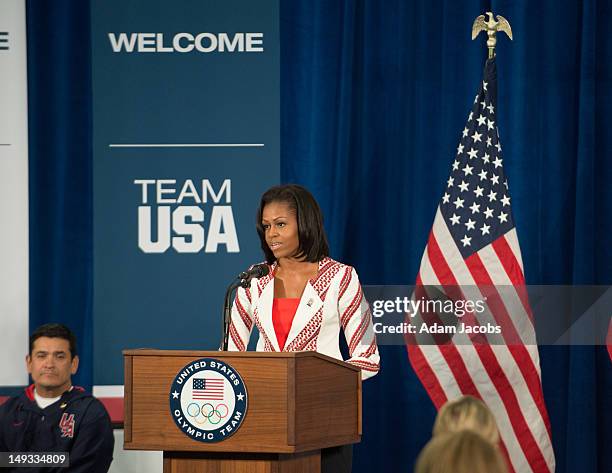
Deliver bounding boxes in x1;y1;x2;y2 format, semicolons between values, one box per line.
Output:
472;12;513;59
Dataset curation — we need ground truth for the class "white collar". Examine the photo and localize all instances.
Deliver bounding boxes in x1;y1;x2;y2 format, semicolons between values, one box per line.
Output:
34;386;72;409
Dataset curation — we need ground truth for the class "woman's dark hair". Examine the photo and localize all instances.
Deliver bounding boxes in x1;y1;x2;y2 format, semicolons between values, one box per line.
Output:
29;323;78;359
256;184;329;264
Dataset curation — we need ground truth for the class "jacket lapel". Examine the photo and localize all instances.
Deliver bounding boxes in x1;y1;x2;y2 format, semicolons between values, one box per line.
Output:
283;258;336;350
256;278;281;352
283;283;323;349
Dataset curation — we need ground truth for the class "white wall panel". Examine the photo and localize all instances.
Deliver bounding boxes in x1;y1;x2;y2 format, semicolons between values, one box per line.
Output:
0;0;29;386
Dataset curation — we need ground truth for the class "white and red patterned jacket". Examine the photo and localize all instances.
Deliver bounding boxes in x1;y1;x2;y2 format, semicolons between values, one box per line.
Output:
228;257;380;380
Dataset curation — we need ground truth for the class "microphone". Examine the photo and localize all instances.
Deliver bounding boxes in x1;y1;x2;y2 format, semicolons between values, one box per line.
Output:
220;264;270;350
239;264;270;281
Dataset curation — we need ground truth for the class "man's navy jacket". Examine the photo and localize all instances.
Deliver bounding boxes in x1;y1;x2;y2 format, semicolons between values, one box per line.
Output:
0;385;114;472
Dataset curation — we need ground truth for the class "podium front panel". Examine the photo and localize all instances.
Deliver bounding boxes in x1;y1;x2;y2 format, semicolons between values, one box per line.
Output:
123;350;361;454
126;353;291;453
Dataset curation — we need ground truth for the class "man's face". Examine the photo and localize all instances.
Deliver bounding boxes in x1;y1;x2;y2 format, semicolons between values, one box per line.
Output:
26;337;79;397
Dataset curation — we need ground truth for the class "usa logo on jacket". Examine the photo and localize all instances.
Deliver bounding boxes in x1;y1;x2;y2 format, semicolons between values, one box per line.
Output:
169;358;248;443
59;413;75;438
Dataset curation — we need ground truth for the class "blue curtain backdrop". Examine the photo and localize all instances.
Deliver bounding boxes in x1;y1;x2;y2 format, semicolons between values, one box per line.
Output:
26;0;611;472
27;0;93;389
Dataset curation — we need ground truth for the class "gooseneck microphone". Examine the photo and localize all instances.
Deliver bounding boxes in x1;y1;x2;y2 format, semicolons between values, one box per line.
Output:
238;264;270;281
220;264;270;350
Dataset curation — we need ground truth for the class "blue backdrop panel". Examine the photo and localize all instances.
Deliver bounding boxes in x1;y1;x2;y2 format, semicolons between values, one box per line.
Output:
91;0;279;385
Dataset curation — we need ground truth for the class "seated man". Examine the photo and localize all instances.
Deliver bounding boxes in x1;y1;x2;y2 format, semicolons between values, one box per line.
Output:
0;323;114;472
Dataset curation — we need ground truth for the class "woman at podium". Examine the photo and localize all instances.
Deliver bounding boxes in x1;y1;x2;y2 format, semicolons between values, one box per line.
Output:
227;184;380;473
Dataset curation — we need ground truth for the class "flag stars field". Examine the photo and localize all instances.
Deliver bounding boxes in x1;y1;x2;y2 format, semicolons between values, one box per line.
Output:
437;82;515;258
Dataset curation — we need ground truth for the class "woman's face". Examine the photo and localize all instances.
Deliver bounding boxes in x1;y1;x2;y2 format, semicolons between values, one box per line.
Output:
261;201;300;260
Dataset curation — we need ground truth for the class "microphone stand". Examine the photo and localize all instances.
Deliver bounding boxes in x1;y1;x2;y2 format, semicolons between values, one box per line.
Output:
220;264;269;351
220;277;248;351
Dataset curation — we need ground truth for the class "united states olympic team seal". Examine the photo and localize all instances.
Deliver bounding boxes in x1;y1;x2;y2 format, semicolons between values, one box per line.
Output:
169;357;248;443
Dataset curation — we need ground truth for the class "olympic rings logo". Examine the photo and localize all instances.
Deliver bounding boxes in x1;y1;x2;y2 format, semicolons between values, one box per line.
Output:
186;403;229;425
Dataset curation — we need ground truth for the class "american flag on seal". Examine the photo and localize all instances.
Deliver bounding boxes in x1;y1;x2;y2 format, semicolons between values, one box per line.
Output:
407;59;555;473
192;378;225;401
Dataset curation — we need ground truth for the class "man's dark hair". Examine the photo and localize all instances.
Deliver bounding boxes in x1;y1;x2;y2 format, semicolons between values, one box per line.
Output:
256;184;330;264
29;323;78;358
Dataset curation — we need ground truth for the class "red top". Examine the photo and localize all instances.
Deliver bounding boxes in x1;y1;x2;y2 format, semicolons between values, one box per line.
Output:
272;298;300;350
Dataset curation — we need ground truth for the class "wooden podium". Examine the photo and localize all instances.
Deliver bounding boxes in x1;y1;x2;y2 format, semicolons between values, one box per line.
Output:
123;350;362;472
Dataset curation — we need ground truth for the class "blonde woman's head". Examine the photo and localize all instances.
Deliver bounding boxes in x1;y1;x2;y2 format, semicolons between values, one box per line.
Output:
433;395;500;443
415;430;508;473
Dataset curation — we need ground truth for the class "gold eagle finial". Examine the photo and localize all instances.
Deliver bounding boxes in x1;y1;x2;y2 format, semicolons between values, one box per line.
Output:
472;12;513;59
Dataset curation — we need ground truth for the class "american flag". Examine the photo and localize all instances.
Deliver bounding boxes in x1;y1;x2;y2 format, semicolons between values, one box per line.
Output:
192;378;225;401
407;59;555;473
